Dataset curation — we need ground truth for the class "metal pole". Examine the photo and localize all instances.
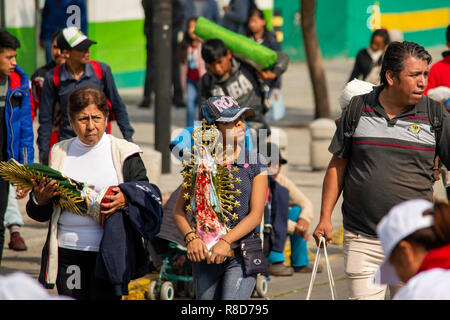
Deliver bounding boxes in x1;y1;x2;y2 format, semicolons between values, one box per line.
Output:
153;0;172;173
0;0;6;28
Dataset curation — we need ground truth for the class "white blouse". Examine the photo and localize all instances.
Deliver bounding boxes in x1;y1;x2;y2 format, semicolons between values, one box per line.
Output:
57;134;119;252
394;269;450;300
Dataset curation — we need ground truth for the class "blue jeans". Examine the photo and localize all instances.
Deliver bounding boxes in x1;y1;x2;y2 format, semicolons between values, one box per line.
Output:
192;256;256;300
186;80;198;127
44;39;52;64
267;206;310;267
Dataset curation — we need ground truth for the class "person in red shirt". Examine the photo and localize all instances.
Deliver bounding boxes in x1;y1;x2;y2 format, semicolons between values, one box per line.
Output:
425;25;450;201
424;25;450;96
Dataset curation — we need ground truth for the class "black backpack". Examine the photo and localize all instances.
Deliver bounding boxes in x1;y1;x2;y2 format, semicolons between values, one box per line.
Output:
343;93;444;148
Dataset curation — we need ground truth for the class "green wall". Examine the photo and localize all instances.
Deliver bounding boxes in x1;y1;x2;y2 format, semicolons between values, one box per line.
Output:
346;0;449;56
6;1;449;88
273;0;349;61
7;19;146;87
88;19;146;88
275;0;450;62
7;18;147;88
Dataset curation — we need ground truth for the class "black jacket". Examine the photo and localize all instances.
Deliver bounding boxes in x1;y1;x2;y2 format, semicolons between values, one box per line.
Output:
94;181;163;296
267;176;289;253
26;153;150;289
348;48;382;82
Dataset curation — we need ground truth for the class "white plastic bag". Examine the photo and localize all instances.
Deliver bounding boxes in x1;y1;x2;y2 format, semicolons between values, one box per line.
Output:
306;236;337;300
268;89;285;121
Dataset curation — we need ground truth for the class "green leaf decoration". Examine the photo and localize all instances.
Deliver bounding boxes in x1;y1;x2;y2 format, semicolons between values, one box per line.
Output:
0;159;88;215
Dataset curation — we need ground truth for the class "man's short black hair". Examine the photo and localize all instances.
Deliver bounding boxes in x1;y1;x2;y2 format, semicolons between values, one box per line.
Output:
380;41;432;86
201;39;229;64
0;29;20;53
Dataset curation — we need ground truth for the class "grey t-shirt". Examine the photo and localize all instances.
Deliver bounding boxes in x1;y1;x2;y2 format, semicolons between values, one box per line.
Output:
329;88;450;236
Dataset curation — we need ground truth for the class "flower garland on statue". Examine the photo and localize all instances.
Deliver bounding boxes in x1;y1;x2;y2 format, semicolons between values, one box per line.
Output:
181;119;242;249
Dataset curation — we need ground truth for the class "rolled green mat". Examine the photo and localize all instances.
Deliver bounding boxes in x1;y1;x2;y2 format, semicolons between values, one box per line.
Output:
194;16;278;70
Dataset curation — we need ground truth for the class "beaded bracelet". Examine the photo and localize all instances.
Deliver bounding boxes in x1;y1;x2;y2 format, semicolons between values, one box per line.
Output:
185;235;199;245
219;238;231;246
183;230;196;242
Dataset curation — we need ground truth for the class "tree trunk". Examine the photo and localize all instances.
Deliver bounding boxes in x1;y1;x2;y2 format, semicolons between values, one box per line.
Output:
300;0;330;119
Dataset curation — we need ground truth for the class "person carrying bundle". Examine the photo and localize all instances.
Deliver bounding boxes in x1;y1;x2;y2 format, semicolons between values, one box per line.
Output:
198;38;289;146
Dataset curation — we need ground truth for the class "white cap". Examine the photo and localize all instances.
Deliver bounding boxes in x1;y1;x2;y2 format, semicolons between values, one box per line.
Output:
374;199;434;285
61;26;96;51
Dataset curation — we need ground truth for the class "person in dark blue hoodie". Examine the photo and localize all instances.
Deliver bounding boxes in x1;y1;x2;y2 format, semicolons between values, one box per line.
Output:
0;29;34;264
39;0;88;63
222;0;256;34
183;0;221;27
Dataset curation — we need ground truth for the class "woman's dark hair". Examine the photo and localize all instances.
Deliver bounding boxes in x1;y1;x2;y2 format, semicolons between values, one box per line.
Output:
246;8;268;36
0;29;20;52
380;41;432;86
201;39;229;64
68;87;109;120
370;28;390;47
393;201;450;255
179;17;198;64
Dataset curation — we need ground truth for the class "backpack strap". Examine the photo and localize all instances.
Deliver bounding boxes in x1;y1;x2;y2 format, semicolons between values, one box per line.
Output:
89;60;114;126
53;62;103;86
343;95;366;138
89;60;107;94
89;60;103;80
427;98;443;147
52;64;61;87
426;98;444;180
